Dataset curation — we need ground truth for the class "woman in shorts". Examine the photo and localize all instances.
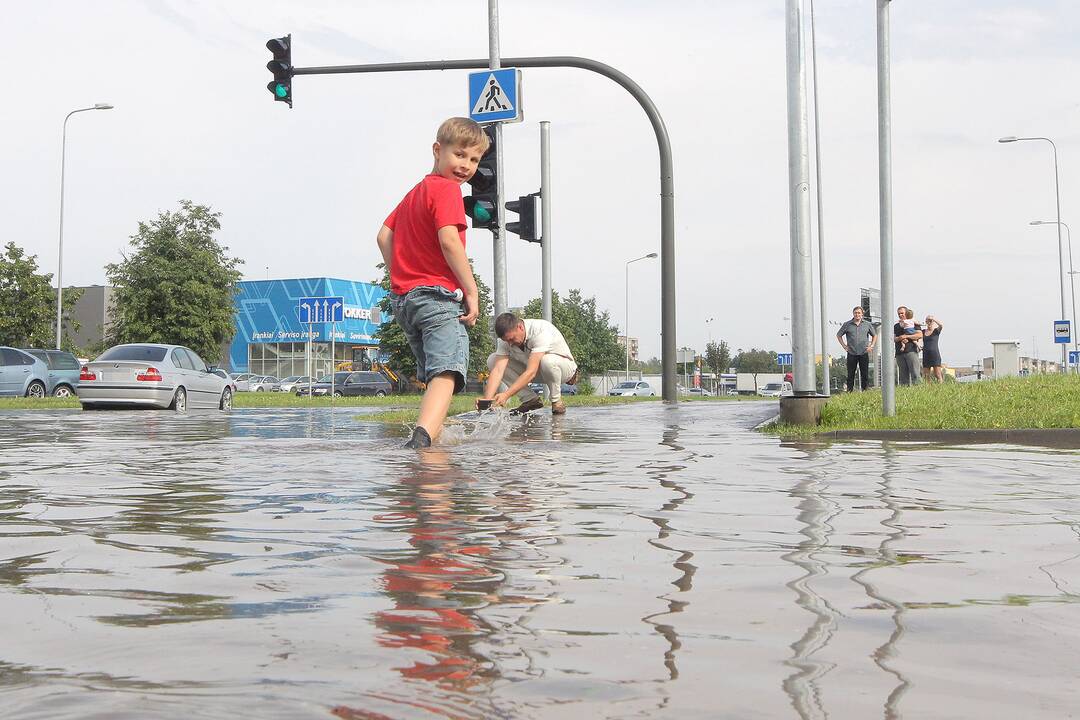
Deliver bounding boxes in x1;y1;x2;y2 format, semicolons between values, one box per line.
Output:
921;315;944;383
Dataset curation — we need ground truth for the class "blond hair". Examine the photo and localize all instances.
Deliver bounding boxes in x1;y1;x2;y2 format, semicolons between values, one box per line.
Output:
436;117;489;153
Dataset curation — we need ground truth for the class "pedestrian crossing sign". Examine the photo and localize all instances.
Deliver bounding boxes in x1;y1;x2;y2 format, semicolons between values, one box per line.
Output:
468;68;522;123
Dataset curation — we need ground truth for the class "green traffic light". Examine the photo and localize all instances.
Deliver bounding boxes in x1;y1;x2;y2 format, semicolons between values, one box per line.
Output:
275;83;288;98
472;205;491;223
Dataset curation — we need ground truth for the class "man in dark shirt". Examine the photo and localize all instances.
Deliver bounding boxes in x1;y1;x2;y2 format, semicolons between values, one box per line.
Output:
893;305;923;386
836;306;877;391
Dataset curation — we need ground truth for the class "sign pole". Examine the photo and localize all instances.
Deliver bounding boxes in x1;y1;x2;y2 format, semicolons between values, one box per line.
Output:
307;321;313;399
488;0;508;317
540;120;553;322
331;321;336;403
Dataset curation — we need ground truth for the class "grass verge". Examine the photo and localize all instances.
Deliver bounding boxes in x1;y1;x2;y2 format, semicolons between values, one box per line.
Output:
765;374;1080;436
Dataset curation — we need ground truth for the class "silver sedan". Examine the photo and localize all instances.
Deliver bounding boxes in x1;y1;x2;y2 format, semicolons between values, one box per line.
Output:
77;343;232;411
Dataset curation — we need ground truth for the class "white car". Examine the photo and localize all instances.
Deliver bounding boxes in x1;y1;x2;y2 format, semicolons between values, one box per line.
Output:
276;375;312;393
77;343;231;411
608;380;655;397
758;381;794;398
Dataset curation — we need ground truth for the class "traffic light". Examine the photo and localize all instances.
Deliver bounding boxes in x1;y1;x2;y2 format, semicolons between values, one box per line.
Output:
505;192;541;242
464;125;498;230
266;35;293;108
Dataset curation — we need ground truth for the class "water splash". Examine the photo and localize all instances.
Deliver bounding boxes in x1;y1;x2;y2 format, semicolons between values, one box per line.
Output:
435;408;518;445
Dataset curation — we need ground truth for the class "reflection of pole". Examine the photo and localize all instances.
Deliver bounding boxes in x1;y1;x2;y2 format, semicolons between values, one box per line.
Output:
810;0;830;396
877;0;896;416
540;121;553;322
785;0;816;396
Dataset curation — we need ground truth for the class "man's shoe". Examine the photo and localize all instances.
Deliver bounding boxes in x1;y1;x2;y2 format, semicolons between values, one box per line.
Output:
510;397;544;415
551;401;567;415
404;426;432;449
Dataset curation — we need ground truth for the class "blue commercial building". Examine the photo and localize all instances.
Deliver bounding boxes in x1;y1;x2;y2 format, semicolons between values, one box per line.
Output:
228;278;387;378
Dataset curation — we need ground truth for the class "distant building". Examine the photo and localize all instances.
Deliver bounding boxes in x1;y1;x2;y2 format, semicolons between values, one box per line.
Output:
616;335;639;362
65;285;116;352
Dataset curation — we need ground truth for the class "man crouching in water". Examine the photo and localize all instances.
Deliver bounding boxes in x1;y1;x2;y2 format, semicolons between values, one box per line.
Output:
479;312;578;416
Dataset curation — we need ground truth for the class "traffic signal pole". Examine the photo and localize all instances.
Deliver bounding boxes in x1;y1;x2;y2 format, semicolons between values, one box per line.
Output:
291;55;678;403
488;0;508;318
540;121;553;322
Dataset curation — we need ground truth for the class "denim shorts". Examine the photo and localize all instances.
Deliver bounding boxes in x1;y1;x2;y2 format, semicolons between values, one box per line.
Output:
389;286;469;393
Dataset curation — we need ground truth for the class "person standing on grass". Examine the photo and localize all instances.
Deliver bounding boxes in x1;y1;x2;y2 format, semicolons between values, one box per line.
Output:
921;315;945;383
894;305;923;386
377;117;487;449
836;306;876;391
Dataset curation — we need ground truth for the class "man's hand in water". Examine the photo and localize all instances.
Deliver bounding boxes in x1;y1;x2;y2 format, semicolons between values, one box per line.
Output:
492;392;511;407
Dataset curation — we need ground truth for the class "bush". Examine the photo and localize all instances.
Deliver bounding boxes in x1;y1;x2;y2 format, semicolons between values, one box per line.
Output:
577;378;594;396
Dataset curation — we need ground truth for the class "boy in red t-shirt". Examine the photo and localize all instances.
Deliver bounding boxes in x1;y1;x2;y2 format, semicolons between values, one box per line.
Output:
377;117;487;448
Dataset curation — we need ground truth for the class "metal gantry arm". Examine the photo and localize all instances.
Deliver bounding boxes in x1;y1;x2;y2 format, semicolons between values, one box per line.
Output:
292;55;679;402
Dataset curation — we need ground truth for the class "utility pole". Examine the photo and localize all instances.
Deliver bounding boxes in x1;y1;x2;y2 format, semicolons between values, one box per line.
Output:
877;0;896;416
810;0;830;395
488;0;508;318
540;121;553;322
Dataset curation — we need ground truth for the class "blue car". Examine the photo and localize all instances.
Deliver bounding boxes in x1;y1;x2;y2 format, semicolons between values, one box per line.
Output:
21;348;82;398
0;346;50;398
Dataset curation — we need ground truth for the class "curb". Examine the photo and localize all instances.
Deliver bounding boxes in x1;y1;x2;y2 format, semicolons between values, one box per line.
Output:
814;428;1080;449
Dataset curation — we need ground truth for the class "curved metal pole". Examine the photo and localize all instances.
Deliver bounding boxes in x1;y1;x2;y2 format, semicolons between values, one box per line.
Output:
294;55;678;402
877;0;896;415
810;0;830;396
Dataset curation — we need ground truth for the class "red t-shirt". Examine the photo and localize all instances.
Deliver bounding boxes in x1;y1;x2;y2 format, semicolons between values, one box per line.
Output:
384;174;467;295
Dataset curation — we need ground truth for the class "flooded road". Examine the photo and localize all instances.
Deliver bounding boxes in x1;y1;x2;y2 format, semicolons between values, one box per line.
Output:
1;403;1078;719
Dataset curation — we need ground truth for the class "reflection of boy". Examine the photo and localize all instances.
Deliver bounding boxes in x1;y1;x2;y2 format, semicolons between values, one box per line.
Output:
377;117;488;449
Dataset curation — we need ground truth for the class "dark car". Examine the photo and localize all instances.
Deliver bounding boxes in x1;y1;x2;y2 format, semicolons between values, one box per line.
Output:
297;371;392;398
528;382;579;397
20;348;82;397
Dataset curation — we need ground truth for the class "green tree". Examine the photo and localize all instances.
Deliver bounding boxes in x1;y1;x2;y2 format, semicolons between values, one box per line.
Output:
0;242;81;350
705;340;731;377
522;289;623;375
733;348;778;373
373;262;493;382
105;201;242;363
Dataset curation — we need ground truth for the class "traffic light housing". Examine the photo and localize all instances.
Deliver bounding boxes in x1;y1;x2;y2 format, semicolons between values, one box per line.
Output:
464;126;498;230
505;192;541;242
266;35;293;108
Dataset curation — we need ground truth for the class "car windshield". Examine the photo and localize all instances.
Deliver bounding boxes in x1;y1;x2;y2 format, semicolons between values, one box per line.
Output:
98;345;168;362
615;382;637;389
763;383;782;390
281;376;301;383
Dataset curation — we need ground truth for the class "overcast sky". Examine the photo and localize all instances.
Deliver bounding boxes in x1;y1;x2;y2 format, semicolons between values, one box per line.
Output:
5;1;1080;366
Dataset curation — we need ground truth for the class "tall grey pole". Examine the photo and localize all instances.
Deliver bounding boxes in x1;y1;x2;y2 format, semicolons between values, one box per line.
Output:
877;0;896;416
488;0;508;317
292;54;678;402
1068;223;1079;367
56;103;113;350
540;121;553;322
785;0;816;396
810;0;830;396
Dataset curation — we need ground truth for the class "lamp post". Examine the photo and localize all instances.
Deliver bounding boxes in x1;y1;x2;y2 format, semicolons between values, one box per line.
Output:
57;103;114;350
1031;219;1078;369
999;135;1066;369
625;252;658;379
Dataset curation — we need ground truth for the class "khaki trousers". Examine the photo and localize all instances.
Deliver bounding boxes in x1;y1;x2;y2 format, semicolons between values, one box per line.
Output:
488;353;577;403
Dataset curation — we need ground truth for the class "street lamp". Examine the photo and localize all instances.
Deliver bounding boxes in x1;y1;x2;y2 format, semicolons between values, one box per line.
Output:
625;252;658;379
705;316;715;342
999;135;1066;369
57;103;114;350
1031;219;1079;368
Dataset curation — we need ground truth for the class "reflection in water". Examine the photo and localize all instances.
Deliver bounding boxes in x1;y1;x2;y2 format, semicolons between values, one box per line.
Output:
850;443;912;719
781;450;842;720
639;424;695;687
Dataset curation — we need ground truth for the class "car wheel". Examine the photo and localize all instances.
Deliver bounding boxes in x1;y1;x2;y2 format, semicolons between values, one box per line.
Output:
171;387;188;413
53;384;75;398
375;390;386;397
332;390;343;398
220;387;233;411
257;387;266;392
26;381;46;399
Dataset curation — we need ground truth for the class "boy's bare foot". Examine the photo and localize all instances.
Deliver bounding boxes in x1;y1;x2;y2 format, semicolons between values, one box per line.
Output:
551;401;567;415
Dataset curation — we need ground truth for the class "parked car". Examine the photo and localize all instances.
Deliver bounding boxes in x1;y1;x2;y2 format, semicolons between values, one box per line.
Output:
0;346;50;398
230;373;253;392
77;343;232;411
276;375;312;393
297;371;392;397
527;382;579;397
758;381;794;398
608;380;655;397
20;348;82;397
209;368;237;394
686;387;714;397
248;375;280;392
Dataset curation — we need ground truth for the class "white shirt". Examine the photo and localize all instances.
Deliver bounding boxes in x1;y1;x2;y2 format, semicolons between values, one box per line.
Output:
495;319;575;365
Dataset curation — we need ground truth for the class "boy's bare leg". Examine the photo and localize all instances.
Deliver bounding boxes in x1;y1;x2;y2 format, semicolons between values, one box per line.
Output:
417;373;457;441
